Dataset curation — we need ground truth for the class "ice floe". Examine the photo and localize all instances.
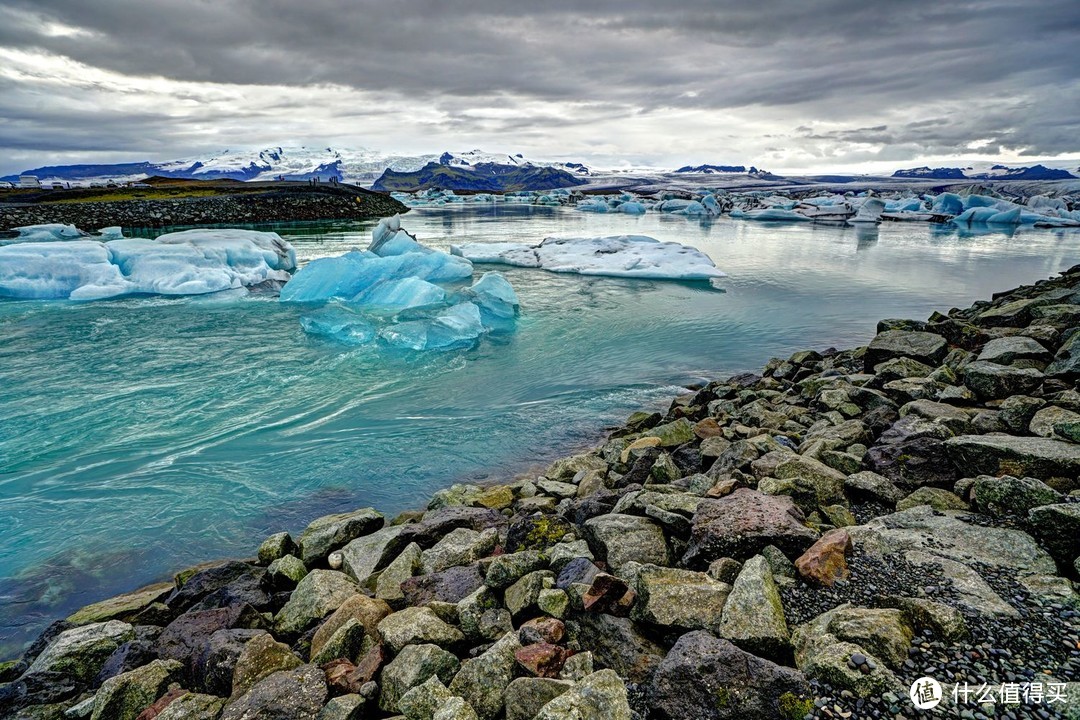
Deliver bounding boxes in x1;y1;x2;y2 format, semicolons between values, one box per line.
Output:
450;235;725;280
0;226;296;301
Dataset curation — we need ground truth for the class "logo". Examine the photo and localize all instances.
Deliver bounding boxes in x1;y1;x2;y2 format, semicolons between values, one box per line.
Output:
910;677;943;710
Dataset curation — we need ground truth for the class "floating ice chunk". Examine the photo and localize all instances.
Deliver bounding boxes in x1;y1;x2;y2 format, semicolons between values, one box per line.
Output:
731;208;813;222
97;227;126;240
1028;195;1067;213
672;200;708;216
451;235;724;280
5;224;87;244
576;197;610;213
369;214;432;257
931;193;964;215
300;306;377;346
350;276;447;309
850;198;886;223
281;249;472;303
616;201;647;214
0;229;297;301
952;207;999;225
379;302;486;351
460;272;519;331
884;197;924;212
986;207;1023;225
701;195;722;216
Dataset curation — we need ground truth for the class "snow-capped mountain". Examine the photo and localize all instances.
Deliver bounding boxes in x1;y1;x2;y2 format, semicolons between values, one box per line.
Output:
3;147;594;187
893;162;1077;181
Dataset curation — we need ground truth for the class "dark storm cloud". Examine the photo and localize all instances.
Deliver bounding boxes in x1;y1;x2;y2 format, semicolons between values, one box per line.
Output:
0;0;1077;169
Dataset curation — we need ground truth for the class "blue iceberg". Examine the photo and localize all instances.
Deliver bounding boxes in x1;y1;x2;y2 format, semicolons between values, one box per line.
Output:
300;306;377;346
459;272;520;332
379;302;486;351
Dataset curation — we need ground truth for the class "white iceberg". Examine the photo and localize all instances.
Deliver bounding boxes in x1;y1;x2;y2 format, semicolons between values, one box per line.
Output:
378;302;486;351
616;201;647;214
450;235;724;280
731;208;813;222
850;198;886;223
576;197;611;213
0;228;297;301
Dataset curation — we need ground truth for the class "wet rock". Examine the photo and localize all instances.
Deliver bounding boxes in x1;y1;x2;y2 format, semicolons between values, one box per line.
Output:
631;565;730;631
25;621;135;684
795;529;853;587
339;525;408;584
258;532;298;565
402;564;484;606
274;570;358;636
648;632;809;720
266;555;308;589
962;361;1044;400
564;613;664;683
545;453;608;482
682;488;818;567
716;555;789;659
66;584;172;627
166;561;264;613
377;607;465;653
311;594;391;658
534;669;631;720
582;514;669;573
895;486;967;511
378;644;460;713
375;542;423;602
298;508;384;566
231;633;302;698
971;474;1062;516
220;664;327;720
504;678;572;720
429;483;483;509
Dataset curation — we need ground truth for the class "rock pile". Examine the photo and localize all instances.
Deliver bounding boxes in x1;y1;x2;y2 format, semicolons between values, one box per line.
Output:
5;266;1080;719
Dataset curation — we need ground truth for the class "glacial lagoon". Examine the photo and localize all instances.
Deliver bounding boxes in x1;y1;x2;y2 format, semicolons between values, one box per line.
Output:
1;203;1078;654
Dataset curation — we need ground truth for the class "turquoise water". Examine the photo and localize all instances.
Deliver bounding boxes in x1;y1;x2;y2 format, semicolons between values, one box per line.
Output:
2;204;1078;655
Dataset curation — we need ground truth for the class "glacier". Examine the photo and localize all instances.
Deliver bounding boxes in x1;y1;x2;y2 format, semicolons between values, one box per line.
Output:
450;235;725;280
0;226;297;301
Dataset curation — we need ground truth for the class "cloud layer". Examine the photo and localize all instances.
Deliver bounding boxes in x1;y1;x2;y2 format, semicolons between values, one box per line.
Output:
1;0;1077;174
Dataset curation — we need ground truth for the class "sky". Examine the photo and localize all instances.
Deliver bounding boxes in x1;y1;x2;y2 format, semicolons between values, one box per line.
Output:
1;0;1078;176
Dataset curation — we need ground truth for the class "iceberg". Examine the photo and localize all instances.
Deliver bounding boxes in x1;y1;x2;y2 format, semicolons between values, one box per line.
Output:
459;272;519;332
850;198;886;223
884;197;924;212
451;235;724;280
576;197;611;213
350;276;447;309
616;201;647;214
0;228;297;301
300;306;377;346
986;207;1023;225
280;249;473;303
952;207;999;225
379;302;486;351
731;208;813;222
4;223;87;244
931;193;964;215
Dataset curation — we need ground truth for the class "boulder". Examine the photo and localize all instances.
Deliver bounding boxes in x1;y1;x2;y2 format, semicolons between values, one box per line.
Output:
844;471;904;505
397;675;453;720
504;570;556;619
482;550;548;590
398;507;507;549
971;475;1062;516
449;631;521;720
167;561;265;612
864;330;947;372
434;697;480;720
791;607;903;697
564;613;665;684
266;555;308;588
89;659;181;720
895;487;967;512
402;564;485;606
977;336;1053;366
1047;331;1080;377
962;361;1043;400
67;584;172;626
631;565;731;631
898;399;972;435
375;542;423;602
377;607;465;653
317;694;366;720
582;514;670;573
153;692;225;720
794;529;852;586
311;617;366;665
504;678;572;720
643;418;696;447
1030;406;1080;438
421;528;497;574
311;594;392;658
339;525;408;585
221;665;327;720
193;628;265;696
514;644;569;678
1028;503;1080;565
716;555;789;659
258;532;298;565
274;570;359;636
534;670;631;720
25;620;135;683
379;644;460;713
647;632;809;720
505;514;572;552
231;633;302;698
298;508;384;565
682;489;819;567
944;435;1080;488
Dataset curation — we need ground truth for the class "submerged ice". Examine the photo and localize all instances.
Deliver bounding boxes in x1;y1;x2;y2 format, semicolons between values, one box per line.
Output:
450;235;725;280
0;226;297;301
284;215;521;350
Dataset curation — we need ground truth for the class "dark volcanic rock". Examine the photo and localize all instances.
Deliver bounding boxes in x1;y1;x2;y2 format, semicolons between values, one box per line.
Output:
398;506;507;549
401;564;484;605
564;613;665;684
648;631;810;720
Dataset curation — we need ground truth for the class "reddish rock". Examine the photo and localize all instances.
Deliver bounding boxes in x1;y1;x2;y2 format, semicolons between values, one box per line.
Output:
514;643;570;678
519;617;566;645
323;643;389;695
581;574;636;615
795;529;853;586
705;479;739;498
323;658;359;695
694;418;724;439
135;687;187;720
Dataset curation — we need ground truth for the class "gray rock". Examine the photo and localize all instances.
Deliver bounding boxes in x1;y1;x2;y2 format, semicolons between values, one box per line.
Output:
377;607;465;653
682;488;819;567
1047;330;1080;377
504;678;572;720
375;542;423;602
154;693;226;720
311;617;366;665
433;697;480;720
221;664;327;720
898;399;973;435
317;694;366;720
642;418;696;447
864;330;948;371
844;471;904;505
1028;503;1080;565
791;607;903;697
1030;406;1080;438
962;361;1044;400
978;336;1053;366
972;475;1062;516
26;621;135;683
398;675;453;720
311;594;391;659
504;570;556;619
379;644;460;713
421;528;497;574
998;395;1047;433
456;586;504;642
266;555;308;588
298;508;384;566
944;435;1080;488
339;525;408;585
884;597;968;642
258;532;297;565
895;487;967;512
231;633;302;699
195;628;265;697
648;631;810;720
582;514;669;573
534;670;631;720
401;564;485;606
428;483;483;509
483;550;548;590
631;565;731;631
564;613;665;683
905;551;1017;617
716;555;789;659
274;570;358;636
89;659;181;720
449;630;520;720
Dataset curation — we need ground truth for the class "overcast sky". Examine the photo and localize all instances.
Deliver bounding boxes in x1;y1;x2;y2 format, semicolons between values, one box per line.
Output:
1;0;1078;176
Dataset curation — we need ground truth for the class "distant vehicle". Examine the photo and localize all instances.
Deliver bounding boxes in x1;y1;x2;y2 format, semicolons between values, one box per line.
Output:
19;175;41;188
128;182;152;188
0;181;13;189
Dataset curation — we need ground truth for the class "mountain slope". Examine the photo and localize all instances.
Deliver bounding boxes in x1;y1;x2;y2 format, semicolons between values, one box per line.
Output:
372;162;588;192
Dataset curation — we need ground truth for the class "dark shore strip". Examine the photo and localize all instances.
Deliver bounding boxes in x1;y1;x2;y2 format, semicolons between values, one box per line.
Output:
0;186;407;231
4;267;1080;720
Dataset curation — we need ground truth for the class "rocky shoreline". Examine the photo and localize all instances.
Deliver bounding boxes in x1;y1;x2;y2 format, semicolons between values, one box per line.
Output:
5;267;1080;720
0;186;407;231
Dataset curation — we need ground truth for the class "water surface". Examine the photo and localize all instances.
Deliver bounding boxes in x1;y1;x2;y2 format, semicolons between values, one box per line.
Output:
1;204;1077;655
